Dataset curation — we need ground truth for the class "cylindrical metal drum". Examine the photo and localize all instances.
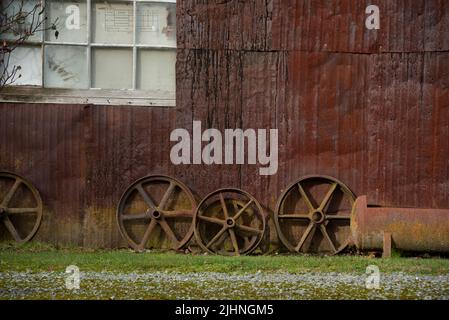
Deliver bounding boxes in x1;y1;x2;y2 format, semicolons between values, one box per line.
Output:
351;196;449;253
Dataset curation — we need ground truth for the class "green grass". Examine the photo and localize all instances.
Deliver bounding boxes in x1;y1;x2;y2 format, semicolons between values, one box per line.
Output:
1;242;449;275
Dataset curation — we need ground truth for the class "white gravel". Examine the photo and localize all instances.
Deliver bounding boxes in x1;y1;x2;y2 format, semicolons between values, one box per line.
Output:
1;271;448;300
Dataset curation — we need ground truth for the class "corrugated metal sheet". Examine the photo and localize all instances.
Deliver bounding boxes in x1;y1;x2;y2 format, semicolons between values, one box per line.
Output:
178;0;449;52
0;104;86;245
0;0;448;247
82;106;178;248
0;104;178;247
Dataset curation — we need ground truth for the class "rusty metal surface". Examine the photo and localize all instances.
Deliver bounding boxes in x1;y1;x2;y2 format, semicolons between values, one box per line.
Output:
0;1;448;248
0;103;178;247
178;0;449;52
351;195;449;253
176;50;449;211
0;104;87;246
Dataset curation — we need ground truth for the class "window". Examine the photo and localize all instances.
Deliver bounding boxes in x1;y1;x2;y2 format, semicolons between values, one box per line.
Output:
1;0;176;106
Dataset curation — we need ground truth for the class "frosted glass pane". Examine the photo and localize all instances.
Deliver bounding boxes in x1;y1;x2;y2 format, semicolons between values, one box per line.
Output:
6;46;42;86
44;45;88;89
92;48;132;89
0;0;43;42
45;0;88;43
137;50;176;93
137;2;176;47
93;1;133;44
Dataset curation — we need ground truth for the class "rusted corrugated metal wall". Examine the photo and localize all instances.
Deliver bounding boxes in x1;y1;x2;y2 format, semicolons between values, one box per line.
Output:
0;0;448;247
176;0;449;208
0;104;178;247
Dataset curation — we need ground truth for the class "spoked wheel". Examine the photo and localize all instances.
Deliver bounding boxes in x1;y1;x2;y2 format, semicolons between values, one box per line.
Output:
274;175;355;255
0;172;43;244
117;175;197;252
194;188;266;256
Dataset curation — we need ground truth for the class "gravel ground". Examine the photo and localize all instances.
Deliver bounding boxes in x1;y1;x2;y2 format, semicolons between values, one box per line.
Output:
1;271;448;300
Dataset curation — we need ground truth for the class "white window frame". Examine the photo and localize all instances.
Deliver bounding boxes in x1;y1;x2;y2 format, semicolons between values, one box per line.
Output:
0;0;177;107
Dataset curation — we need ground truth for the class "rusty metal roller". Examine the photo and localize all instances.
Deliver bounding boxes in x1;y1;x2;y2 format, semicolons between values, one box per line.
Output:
351;196;449;255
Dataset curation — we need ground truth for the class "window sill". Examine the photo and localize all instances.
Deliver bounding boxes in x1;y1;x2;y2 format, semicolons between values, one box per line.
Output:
0;86;176;107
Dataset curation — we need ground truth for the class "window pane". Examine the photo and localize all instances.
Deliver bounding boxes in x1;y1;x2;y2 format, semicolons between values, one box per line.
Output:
92;48;132;89
45;0;88;43
93;1;133;44
44;45;88;89
137;50;176;93
137;2;176;47
0;0;43;42
4;46;42;86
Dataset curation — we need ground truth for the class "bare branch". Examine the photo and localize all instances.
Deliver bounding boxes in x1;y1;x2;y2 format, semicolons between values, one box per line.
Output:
1;0;58;90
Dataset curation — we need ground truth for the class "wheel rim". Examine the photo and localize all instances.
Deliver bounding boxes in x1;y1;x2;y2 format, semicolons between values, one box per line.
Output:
274;175;355;255
194;188;265;256
0;172;43;244
117;175;197;251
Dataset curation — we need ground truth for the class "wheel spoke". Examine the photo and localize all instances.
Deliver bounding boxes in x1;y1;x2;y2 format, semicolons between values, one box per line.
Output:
197;215;225;225
318;182;338;212
320;224;337;253
219;193;229;219
206;227;227;249
235;224;263;235
159;220;180;247
214;231;229;248
278;214;309;220
233;199;253;221
159;182;176;210
295;222;315;252
135;184;157;210
6;208;38;214
163;209;194;219
326;215;351;220
2;216;22;242
336;238;351;253
228;229;240;256
138;219;157;249
121;212;149;221
1;179;21;207
297;183;315;212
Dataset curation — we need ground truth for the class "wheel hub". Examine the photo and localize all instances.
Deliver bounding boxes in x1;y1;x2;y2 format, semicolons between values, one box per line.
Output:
151;210;162;220
311;210;325;224
0;206;5;216
226;218;235;228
